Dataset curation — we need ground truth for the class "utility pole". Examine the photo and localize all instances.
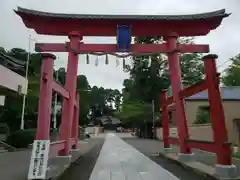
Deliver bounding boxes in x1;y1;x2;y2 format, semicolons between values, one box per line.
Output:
20;34;31;130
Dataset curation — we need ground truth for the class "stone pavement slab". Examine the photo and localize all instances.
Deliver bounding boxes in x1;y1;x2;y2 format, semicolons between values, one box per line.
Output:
123;138;240;179
124;138;208;180
123;137;240;172
0;138;99;180
89;133;180;180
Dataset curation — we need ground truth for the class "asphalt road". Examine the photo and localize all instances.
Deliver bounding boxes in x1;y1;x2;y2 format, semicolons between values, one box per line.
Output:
123;138;209;180
58;138;104;180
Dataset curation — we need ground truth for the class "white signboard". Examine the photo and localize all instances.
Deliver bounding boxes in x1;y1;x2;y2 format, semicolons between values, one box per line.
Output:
28;140;50;180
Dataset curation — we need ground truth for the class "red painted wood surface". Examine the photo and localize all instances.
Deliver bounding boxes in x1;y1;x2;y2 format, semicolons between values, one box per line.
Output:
36;43;209;54
168;137;179;145
71;92;80;149
204;55;232;165
166;34;191;154
160;91;170;148
178;80;208;99
52;81;70;99
36;54;54;140
16;10;223;36
59;32;81;156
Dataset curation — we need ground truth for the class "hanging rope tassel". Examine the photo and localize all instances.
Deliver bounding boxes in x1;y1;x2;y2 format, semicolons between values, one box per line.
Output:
86;54;90;64
95;56;99;66
105;54;109;65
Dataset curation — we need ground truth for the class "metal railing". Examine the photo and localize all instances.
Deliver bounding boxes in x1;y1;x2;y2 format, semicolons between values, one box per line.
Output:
0;140;16;152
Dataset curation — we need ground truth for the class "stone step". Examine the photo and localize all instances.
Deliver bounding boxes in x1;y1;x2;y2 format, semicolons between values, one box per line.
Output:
0;149;7;153
0;146;8;153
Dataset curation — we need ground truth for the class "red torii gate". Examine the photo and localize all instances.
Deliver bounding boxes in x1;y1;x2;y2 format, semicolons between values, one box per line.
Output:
160;54;231;163
15;7;234;175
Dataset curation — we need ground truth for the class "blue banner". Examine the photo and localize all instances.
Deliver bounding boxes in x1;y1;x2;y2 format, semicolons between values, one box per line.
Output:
117;25;131;52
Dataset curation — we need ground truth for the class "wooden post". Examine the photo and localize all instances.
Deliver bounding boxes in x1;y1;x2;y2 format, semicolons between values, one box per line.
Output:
166;33;191;154
160;91;170;148
59;31;81;155
36;53;55;140
204;54;231;165
71;92;80;149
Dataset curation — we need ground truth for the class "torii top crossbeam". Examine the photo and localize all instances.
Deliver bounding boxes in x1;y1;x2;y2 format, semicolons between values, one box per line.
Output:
15;7;229;37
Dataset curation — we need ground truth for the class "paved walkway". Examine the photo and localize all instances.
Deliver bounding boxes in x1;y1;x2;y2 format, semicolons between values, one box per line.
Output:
123;137;240;178
89;133;180;180
0;139;100;180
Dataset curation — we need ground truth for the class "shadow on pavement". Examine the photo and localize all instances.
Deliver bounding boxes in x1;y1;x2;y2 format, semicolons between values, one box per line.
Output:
57;139;104;180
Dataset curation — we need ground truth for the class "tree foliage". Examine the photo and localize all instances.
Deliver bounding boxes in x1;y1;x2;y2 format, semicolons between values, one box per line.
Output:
0;46;120;132
118;36;205;126
222;54;240;86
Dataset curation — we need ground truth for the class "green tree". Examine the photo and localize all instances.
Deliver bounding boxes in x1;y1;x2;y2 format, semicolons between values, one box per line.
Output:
118;101;152;125
222;54;240;86
0;47;94;131
104;88;121;111
180;53;204;87
119;36;205;127
77;74;91;125
0;49;42;131
0;47;6;53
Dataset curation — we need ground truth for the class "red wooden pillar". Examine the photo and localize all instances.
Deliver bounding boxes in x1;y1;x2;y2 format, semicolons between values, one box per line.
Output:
59;31;81;156
166;33;191;154
204;54;231;165
160;91;170;148
36;53;55;140
71;92;80;149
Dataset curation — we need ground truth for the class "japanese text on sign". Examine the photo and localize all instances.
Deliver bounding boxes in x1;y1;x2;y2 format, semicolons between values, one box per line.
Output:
28;140;50;180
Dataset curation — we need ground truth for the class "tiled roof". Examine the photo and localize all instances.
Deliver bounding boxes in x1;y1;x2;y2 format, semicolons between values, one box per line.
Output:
0;52;25;74
0;52;25;67
15;7;230;20
186;87;240;100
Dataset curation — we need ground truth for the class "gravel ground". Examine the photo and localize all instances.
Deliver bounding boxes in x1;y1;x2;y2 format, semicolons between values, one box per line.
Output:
123;138;208;180
57;139;104;180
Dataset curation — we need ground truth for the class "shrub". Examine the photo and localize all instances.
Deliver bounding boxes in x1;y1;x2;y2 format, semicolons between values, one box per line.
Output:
194;106;211;124
6;129;36;148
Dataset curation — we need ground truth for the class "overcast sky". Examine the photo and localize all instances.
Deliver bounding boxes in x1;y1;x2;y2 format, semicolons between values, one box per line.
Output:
0;0;239;90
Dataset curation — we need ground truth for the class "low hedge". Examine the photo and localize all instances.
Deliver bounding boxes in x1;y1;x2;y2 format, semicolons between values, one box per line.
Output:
6;129;36;148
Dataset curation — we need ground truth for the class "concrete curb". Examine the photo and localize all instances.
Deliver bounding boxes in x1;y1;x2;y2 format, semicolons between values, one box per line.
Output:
157;151;239;180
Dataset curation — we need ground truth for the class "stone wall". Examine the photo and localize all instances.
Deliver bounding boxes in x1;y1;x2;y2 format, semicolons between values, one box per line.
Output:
156;124;213;141
85;126;104;135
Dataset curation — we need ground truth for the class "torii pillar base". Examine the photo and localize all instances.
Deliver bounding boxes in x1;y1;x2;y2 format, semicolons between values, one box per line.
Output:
215;164;237;179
